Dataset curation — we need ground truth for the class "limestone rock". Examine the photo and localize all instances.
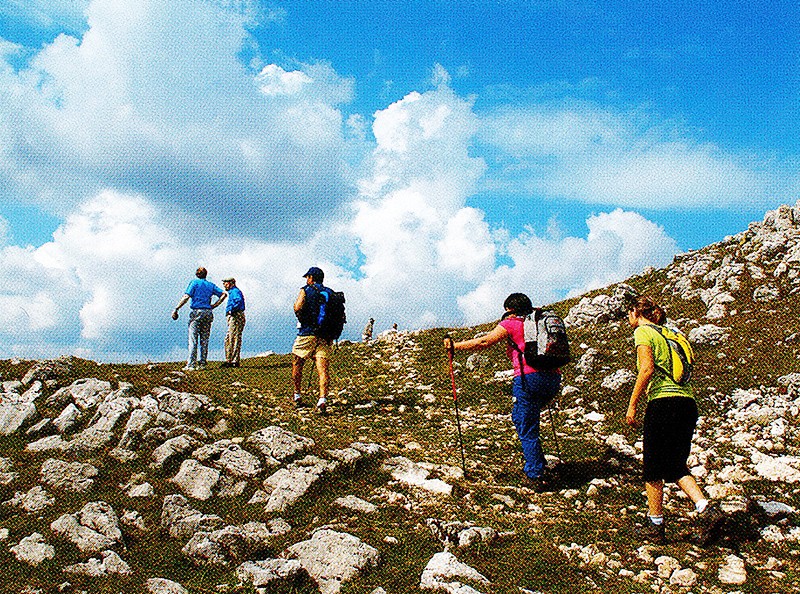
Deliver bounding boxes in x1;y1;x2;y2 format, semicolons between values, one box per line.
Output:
382;456;452;495
336;495;378;514
246;425;315;467
50;501;123;553
263;455;336;512
5;485;55;513
118;407;156;450
40;458;98;492
171;459;221;500
0;456;19;485
286;529;380;594
236;558;307;590
192;439;263;478
151;434;201;471
152;386;210;420
10;532;55;566
26;434;65;452
601;369;636;391
146;578;189;594
21;358;73;385
63;550;132;577
688;324;730;346
426;519;498;550
62;427;115;453
53;403;82;433
0;401;37;435
718;554;747;585
160;494;223;539
52;378;112;411
420;551;489;594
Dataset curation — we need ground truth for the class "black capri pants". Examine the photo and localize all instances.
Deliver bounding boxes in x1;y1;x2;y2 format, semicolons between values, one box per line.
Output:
642;396;698;483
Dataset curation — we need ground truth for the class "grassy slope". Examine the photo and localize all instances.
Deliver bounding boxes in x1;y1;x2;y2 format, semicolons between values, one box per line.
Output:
1;253;800;592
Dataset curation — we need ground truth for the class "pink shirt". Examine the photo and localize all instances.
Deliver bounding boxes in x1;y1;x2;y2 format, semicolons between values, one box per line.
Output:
500;316;538;376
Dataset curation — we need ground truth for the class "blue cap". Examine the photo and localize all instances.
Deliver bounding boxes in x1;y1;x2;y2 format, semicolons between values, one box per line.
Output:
303;266;324;282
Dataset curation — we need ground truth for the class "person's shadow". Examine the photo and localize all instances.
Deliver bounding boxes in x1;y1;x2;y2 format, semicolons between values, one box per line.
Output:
549;445;639;490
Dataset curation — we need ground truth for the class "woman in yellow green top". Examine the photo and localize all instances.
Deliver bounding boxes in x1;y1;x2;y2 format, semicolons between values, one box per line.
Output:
625;296;724;545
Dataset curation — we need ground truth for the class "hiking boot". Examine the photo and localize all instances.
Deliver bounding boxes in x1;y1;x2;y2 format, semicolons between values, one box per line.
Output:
316;398;327;415
635;518;666;545
220;362;234;368
525;471;556;493
692;502;725;546
293;395;306;408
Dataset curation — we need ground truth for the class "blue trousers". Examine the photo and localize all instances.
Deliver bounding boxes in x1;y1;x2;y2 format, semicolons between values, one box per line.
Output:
188;309;214;366
512;372;561;479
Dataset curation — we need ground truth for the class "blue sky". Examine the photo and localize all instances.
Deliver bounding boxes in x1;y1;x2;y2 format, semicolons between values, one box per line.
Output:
0;0;797;361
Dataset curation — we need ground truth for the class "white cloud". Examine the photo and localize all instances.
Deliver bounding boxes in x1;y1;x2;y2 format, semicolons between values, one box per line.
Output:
0;0;353;238
457;209;679;323
480;103;774;208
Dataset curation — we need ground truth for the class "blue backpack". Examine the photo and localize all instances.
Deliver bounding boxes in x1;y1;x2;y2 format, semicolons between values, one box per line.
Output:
313;285;347;341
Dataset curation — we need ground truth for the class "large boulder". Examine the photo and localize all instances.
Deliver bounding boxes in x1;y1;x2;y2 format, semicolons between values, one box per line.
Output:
246;426;315;468
286;529;380;594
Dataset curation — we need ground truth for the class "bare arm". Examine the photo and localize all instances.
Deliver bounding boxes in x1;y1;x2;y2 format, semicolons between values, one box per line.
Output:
444;324;508;353
172;294;190;319
293;288;305;318
626;344;655;426
211;292;228;309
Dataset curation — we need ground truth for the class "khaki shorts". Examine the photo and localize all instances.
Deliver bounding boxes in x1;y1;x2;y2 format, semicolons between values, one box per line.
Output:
292;335;333;360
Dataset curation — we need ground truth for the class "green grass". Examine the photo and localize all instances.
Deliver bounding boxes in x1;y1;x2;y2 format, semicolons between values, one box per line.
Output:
2;246;800;592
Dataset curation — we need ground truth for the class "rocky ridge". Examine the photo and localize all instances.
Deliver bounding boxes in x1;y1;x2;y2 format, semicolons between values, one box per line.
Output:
0;203;799;593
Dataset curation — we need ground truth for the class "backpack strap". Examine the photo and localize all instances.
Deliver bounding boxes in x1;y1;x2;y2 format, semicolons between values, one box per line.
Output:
644;323;675;383
505;314;531;386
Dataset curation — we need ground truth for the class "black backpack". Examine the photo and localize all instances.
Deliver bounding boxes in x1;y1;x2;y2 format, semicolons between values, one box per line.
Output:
514;309;571;370
313;286;346;341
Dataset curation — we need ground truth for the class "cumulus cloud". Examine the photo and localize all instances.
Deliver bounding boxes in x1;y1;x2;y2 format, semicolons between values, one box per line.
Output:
480;102;774;208
0;69;694;361
457;209;680;323
0;0;353;239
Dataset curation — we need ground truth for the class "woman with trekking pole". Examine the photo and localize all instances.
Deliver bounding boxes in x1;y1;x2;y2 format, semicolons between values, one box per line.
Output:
625;295;725;545
443;293;561;491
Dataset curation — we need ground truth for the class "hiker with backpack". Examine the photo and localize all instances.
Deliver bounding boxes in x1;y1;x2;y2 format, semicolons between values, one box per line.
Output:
291;266;346;414
625;296;725;544
444;293;567;491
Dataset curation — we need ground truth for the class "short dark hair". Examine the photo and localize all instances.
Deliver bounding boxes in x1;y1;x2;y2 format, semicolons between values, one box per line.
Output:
195;267;208;279
503;293;533;316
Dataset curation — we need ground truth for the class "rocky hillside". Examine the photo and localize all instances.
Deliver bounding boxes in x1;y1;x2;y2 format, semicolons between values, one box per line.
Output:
1;203;799;594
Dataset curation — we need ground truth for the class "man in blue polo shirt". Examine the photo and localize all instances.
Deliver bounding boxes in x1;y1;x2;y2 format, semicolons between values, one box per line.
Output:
220;277;246;368
172;267;225;370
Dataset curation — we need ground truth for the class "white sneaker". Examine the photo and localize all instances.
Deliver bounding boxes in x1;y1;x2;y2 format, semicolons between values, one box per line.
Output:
182;364;195;371
316;398;327;414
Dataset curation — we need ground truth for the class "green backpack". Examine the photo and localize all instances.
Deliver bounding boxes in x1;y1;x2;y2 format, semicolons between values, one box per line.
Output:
647;324;694;386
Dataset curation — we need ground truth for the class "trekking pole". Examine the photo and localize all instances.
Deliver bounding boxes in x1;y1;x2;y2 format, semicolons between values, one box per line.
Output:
445;336;468;479
546;401;563;461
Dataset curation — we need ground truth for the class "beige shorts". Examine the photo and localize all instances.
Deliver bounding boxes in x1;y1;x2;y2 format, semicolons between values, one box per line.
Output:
292;335;333;360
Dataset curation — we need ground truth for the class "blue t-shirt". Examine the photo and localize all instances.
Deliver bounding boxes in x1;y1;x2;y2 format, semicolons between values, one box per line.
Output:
226;286;245;314
185;278;223;309
297;284;322;336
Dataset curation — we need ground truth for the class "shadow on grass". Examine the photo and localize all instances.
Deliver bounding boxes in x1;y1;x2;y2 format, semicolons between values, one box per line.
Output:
551;447;639;491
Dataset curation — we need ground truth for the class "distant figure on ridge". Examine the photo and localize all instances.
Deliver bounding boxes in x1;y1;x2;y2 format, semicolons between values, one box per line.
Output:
625;295;725;545
220;277;245;368
172;267;226;371
362;318;375;342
